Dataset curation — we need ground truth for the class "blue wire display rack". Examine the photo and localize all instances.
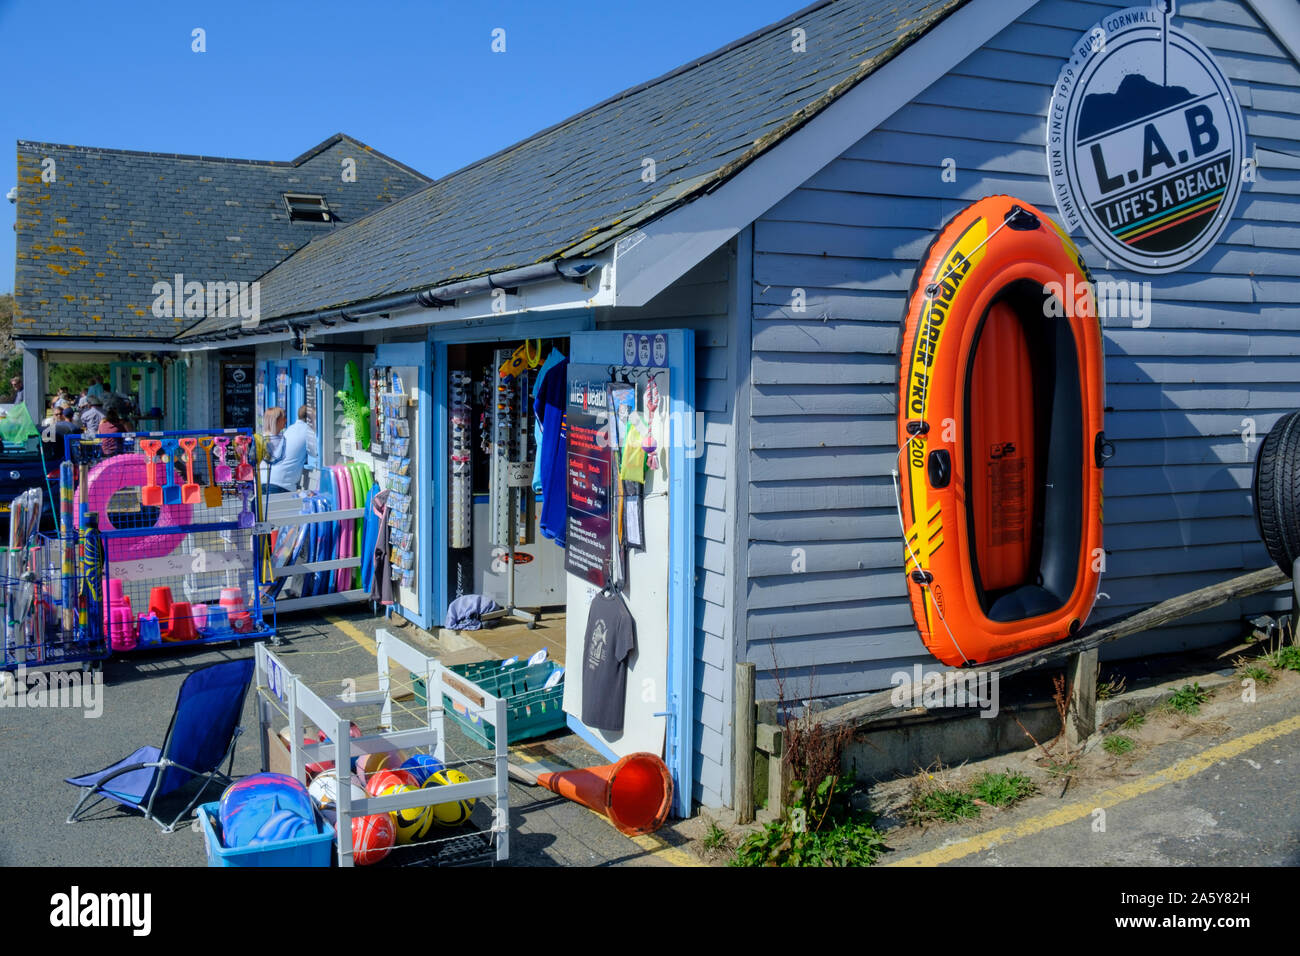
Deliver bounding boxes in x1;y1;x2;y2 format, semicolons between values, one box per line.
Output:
61;428;275;654
1;547;108;671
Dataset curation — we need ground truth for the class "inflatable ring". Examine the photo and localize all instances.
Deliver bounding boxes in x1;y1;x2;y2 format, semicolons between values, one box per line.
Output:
524;338;543;368
74;453;193;561
896;195;1106;667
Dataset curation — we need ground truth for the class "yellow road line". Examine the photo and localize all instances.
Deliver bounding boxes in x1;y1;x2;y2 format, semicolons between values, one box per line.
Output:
514;749;702;867
888;712;1300;867
326;615;377;655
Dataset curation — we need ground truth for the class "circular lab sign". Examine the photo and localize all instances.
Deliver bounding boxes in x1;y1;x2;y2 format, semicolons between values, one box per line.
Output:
1046;3;1246;274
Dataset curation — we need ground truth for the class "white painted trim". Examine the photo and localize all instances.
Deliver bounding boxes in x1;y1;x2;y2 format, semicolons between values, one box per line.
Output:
16;338;182;353
177;262;615;351
610;0;1040;308
274;589;369;612
1245;0;1300;68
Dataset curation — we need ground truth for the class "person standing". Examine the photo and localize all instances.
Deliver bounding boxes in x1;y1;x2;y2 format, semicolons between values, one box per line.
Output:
54;405;81;437
263;406;287;436
78;394;106;434
266;406;317;493
97;403;126;456
260;407;287;487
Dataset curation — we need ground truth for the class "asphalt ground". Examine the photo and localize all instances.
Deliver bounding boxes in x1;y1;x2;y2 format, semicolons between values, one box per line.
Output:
0;607;699;868
875;666;1300;867
10;604;1295;871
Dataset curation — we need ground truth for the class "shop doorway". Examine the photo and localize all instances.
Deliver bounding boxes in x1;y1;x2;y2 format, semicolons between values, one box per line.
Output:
443;338;569;620
431;324;696;816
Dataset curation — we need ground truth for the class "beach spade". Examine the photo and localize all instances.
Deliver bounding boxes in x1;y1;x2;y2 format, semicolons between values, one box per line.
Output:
237;484;254;529
234;435;254;481
212;435;233;483
161;440;182;504
178;437;201;504
200;438;222;507
139;439;163;507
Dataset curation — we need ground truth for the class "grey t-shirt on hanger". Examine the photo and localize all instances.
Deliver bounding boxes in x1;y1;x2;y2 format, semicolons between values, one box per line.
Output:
581;590;636;733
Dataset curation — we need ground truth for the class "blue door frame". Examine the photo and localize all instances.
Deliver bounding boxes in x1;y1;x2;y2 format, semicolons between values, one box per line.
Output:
375;341;432;631
288;357;322;471
428;314;596;626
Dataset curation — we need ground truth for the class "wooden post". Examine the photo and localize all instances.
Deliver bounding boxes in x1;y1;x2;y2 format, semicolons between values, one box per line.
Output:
1066;648;1099;747
757;723;785;816
734;662;756;824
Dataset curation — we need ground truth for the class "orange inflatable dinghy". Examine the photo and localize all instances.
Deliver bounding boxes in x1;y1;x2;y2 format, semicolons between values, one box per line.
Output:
896;196;1108;667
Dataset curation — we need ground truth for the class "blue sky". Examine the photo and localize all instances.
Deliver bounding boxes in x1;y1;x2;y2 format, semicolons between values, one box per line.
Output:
0;0;800;293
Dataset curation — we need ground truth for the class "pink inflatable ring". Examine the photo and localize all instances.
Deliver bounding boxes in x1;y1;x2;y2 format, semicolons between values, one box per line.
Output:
74;453;193;561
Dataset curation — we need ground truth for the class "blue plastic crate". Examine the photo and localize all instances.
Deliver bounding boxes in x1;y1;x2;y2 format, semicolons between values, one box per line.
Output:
197;801;334;867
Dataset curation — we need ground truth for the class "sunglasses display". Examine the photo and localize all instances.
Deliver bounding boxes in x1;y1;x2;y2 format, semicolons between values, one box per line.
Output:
450;385;474;548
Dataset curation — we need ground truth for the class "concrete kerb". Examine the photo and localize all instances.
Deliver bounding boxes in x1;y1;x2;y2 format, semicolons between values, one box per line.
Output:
1094;670;1238;730
841;699;1061;785
751;667;1244;815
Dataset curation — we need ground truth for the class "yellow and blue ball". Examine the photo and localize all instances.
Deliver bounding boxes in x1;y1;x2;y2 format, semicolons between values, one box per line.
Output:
399;753;445;785
425;769;476;827
382;783;434;844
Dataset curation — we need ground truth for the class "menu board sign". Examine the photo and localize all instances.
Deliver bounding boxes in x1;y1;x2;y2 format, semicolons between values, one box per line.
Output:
221;363;255;428
564;370;613;588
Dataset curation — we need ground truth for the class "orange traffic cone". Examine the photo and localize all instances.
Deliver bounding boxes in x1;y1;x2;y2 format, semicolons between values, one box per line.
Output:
536;752;673;836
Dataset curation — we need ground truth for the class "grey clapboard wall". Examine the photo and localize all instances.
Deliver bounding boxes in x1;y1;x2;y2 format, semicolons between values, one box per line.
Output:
596;243;735;808
744;0;1300;701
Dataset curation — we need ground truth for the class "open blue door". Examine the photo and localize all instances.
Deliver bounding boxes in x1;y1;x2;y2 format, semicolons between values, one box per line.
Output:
564;329;695;817
289;357;322;471
373;341;432;630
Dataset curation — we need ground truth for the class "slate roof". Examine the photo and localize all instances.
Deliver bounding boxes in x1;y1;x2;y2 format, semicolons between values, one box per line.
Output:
180;0;965;340
13;134;430;341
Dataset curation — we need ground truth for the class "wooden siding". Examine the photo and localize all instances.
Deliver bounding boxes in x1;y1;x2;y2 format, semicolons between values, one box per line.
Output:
745;0;1300;700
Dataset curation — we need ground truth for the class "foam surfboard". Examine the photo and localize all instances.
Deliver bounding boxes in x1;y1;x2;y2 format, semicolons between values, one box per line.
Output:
313;494;334;595
350;463;372;589
318;467;337;515
359;483;378;596
314;468;335;595
334;465;354;594
344;464;360;592
300;494;320;598
316;469;338;594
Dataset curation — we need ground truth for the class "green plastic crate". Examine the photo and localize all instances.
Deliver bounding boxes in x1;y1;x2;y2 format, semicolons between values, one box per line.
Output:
413;658;565;748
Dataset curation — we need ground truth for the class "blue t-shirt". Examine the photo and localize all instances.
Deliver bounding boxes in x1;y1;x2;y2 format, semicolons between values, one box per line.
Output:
534;359;568;547
531;349;566;493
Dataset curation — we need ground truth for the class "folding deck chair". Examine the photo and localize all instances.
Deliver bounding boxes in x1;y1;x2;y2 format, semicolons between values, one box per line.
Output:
65;658;256;833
